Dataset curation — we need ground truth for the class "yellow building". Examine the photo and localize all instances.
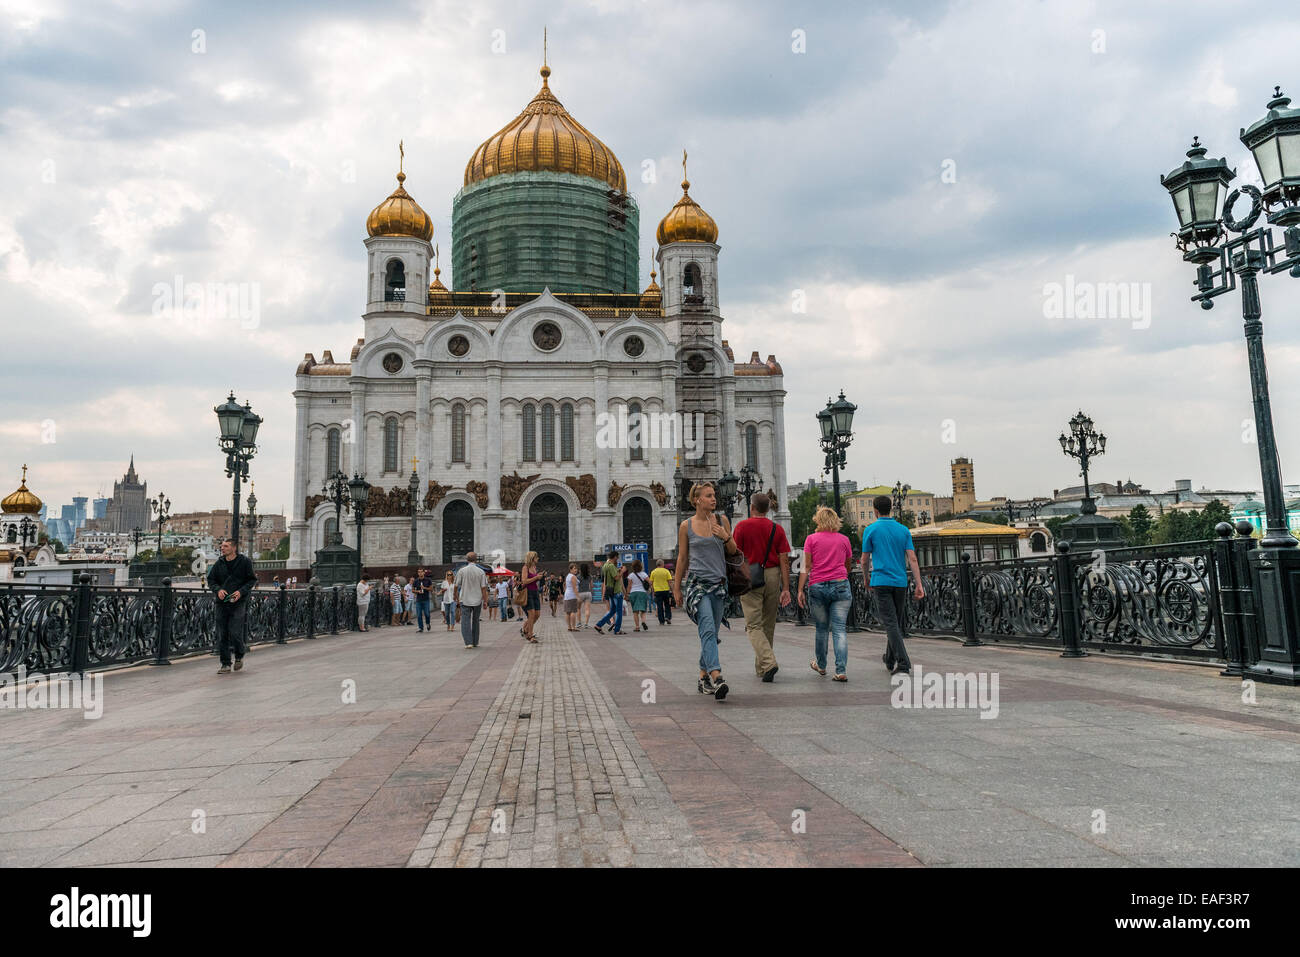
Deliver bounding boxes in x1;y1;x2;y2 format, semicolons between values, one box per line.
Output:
843;486;936;530
951;457;976;515
910;518;1021;566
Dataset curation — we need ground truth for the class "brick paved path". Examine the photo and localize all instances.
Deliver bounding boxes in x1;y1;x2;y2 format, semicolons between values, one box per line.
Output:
408;619;707;867
2;604;1297;866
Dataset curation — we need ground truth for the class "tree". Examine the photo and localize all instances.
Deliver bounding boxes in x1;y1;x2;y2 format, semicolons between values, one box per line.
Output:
1151;509;1200;545
1045;516;1072;540
52;538;67;554
933;511;955;523
1197;500;1232;539
897;509;916;529
1127;505;1153;546
274;535;290;560
790;486;823;547
840;517;859;552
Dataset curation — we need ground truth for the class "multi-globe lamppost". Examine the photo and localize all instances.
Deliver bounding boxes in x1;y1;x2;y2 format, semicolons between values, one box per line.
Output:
1057;410;1120;547
1159;86;1300;684
349;472;372;581
243;485;259;559
214;392;262;548
891;481;910;522
817;392;857;514
150;492;171;554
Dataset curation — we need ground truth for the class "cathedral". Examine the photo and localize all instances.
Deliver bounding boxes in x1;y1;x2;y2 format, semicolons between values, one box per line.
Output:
288;61;789;568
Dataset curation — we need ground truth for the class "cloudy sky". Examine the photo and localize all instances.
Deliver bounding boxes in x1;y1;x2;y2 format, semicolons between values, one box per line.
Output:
4;0;1300;520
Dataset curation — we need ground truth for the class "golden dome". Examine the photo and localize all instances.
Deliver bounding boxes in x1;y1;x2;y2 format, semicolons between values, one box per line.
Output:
464;65;627;191
367;146;434;241
656;177;718;245
640;261;661;303
428;245;451;299
2;465;42;515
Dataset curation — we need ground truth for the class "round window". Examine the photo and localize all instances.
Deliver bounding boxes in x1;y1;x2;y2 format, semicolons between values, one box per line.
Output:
623;335;645;358
382;353;403;374
448;335;470;357
533;321;562;352
686;352;707;373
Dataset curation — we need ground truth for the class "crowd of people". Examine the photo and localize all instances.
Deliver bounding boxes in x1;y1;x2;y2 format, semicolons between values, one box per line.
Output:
215;488;923;696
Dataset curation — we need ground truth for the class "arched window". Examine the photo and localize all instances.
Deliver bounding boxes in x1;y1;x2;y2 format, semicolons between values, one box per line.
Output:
629;402;643;461
324;517;338;546
451;404;466;463
560;403;575;461
745;425;758;470
683;263;702;299
384;418;399;472
522;404;536;462
541;404;555;461
384;259;406;302
326;427;341;476
1030;532;1047;553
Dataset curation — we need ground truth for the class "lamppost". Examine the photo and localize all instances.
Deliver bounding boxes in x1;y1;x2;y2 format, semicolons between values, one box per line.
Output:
1004;500;1020;526
736;464;762;516
1057;411;1121;549
321;470;350;546
214;392;261;546
1160;89;1300;684
407;458;422;566
891;481;911;522
244;485;259;558
717;469;740;521
1059;411;1105;513
348;472;372;581
918;509;931;527
130;526;143;561
817;391;857;514
150;492;171;554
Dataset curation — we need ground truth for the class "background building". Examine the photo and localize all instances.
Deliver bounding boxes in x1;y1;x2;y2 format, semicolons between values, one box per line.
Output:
786;476;859;503
951;457;976;515
843;486;935;529
87;458;150;534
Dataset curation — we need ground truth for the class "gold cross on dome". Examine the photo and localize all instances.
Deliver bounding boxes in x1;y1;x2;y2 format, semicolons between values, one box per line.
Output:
411;455;419;473
21;464;28;482
399;139;404;174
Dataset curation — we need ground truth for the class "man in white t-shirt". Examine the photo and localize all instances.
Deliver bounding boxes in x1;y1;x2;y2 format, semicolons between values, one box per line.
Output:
454;552;491;648
495;579;510;621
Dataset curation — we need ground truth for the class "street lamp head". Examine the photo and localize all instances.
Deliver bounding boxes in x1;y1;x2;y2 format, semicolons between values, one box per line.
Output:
829;390;857;437
247;489;257;511
239;401;262;453
1058;432;1068;452
348;472;372;508
816;405;834;441
215;392;245;450
1160;137;1235;260
1240;87;1300;226
1098;432;1107;453
718;469;739;506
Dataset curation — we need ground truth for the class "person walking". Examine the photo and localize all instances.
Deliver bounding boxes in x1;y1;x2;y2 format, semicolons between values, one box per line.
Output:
650;558;673;625
733;492;792;682
564;563;580;631
547;573;562;617
626;560;651;632
413;567;432;632
356;574;372;631
520;552;543;642
403;576;415;625
454;552;490;648
207;537;257;674
389;576;403;626
439;571;456;631
578;563;593;629
593;552;626;635
860;494;924;675
799;506;855;681
495;577;510;622
673;482;740;701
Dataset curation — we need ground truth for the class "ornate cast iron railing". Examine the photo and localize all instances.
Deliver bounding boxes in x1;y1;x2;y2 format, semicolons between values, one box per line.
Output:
0;579;398;677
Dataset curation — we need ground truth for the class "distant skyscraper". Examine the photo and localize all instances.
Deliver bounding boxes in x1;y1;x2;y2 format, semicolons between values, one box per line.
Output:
102;457;150;533
92;497;109;520
72;496;88;530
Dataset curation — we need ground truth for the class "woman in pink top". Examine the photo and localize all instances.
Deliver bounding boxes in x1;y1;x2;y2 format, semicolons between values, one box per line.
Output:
798;506;855;680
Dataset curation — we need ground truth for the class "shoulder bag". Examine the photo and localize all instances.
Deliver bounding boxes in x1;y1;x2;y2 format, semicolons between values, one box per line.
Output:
749;522;778;590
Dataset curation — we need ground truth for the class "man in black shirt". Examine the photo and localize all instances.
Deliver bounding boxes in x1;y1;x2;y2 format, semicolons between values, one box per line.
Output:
207;537;258;674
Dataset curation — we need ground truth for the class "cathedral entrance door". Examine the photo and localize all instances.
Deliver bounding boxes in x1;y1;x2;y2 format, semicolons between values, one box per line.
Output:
528;493;569;562
622;496;653;556
442;500;474;564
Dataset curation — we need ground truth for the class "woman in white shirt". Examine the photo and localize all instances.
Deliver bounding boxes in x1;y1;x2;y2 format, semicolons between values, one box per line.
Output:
439;571;457;631
356;575;372;631
626;559;651;632
564;563;580;632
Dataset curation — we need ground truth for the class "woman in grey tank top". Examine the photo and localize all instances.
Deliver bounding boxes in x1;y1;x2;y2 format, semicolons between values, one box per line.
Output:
673;481;742;701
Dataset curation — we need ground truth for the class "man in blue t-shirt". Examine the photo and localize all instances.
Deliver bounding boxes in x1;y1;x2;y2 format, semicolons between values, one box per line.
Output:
860;495;924;675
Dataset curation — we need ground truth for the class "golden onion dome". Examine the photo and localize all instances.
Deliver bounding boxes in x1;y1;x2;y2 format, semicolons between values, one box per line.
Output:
366;149;434;241
656;177;718;245
464;65;627;191
428;245;451;299
2;465;42;515
640;263;661;302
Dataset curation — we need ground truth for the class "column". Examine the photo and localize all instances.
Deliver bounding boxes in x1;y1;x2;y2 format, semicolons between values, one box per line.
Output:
486;366;502;508
773;389;790;521
722;376;737;472
416;373;431;482
594;366;610;508
350;388;366;476
292;393;309;524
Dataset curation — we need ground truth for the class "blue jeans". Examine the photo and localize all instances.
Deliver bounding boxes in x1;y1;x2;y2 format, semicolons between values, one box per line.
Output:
695;591;725;675
443;602;456;626
597;594;624;631
809;579;852;675
415;599;431;631
498;597;509;618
